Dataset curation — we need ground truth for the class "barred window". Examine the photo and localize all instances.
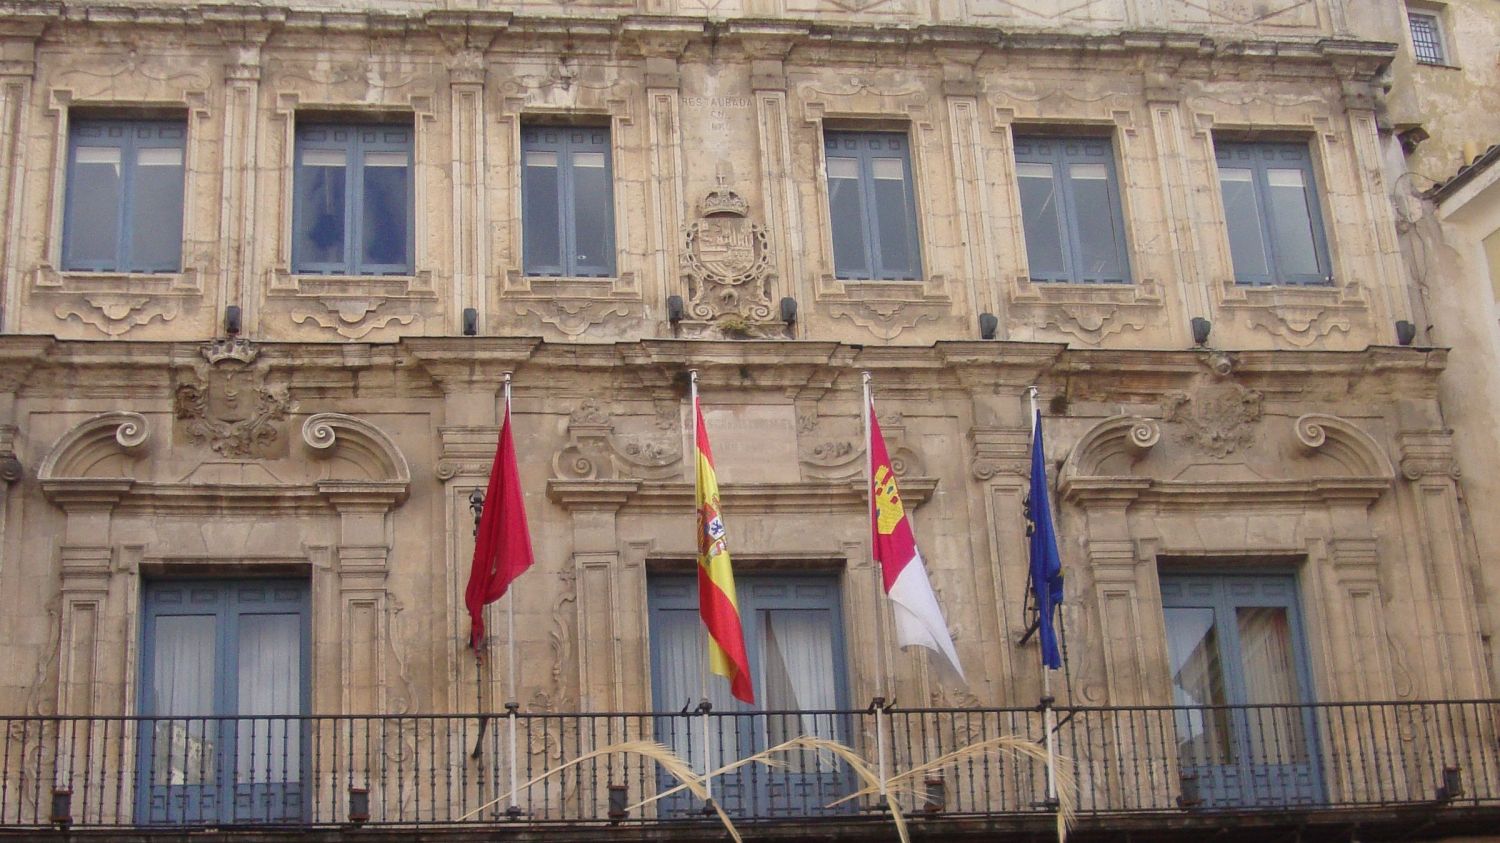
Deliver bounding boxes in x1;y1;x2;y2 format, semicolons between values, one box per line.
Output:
1408;12;1447;65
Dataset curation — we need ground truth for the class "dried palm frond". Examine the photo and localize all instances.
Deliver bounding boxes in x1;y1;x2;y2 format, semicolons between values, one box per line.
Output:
457;739;743;843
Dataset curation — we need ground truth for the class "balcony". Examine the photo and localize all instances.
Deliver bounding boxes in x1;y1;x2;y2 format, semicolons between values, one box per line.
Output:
4;701;1499;839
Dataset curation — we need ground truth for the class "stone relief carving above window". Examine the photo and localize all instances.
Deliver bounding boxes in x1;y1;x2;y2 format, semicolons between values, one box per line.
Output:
173;340;293;459
1162;381;1263;459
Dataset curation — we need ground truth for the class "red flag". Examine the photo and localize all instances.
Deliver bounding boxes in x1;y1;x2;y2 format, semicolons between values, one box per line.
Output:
869;398;964;680
465;402;535;652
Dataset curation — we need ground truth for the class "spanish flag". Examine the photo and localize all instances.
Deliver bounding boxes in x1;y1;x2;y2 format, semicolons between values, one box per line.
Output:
695;397;755;704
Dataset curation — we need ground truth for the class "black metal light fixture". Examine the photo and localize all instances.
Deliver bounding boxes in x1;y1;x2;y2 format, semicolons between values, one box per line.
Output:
463;307;479;336
349;786;370;825
1176;772;1202;809
224;305;242;336
608;783;629;822
978;312;998;340
1191;316;1212;346
50;788;72;827
1437;765;1463;801
666;295;685;323
921;774;946;814
1395;319;1416;346
779;296;798;325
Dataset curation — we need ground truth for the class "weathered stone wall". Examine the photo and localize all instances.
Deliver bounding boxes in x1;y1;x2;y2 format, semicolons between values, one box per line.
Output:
0;0;1488;774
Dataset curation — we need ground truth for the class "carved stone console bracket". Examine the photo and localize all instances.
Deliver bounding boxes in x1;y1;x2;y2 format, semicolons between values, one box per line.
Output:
552;399;682;481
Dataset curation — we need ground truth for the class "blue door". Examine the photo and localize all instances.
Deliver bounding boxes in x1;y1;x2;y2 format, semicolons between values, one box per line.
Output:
136;579;310;824
648;575;853;818
1160;573;1322;807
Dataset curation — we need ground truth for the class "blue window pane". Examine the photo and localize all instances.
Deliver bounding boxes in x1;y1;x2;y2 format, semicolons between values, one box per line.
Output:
1218;168;1269;281
871;156;917;278
295;151;346;267
131;146;185;271
1069;163;1126;281
63;120;187;273
1266;168;1321;277
64;147;122;269
523;150;562;273
1016;162;1066;279
571;150;611;275
826;156;870;278
361;151;409;268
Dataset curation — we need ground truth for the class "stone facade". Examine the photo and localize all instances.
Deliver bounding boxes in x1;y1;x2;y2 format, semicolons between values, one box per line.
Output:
0;0;1490;813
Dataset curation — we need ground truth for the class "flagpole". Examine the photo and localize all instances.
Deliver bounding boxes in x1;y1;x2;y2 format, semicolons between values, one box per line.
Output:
690;369;714;810
1030;385;1059;810
863;371;889;801
502;373;522;819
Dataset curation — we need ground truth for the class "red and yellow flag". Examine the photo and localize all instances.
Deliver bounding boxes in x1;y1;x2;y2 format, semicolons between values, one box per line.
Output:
694;398;754;704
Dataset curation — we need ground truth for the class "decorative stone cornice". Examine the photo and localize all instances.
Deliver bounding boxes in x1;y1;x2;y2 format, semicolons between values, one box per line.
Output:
968;427;1030;480
547;477;936;514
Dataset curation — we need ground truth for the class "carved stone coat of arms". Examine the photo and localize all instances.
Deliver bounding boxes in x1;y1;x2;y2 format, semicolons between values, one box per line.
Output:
680;185;775;330
173;339;292;458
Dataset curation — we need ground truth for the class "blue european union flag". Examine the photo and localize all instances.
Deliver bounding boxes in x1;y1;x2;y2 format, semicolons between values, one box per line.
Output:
1029;409;1064;670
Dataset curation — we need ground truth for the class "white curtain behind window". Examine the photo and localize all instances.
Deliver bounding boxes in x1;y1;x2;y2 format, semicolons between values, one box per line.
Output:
151;614;217;786
237;613;301;783
1236;607;1307;762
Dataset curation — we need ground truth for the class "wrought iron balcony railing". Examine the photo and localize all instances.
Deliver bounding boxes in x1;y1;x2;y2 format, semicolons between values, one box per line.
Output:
2;700;1497;828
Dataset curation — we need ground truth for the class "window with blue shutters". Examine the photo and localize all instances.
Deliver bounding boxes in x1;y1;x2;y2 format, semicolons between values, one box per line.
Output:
62;119;186;273
1215;142;1332;286
292;123;413;275
137;578;310;825
521;125;616;277
823;131;923;281
1013;136;1132;284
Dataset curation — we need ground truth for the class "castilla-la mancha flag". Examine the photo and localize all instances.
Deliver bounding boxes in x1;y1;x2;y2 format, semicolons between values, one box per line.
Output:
695;398;755;704
868;399;965;680
465;401;535;653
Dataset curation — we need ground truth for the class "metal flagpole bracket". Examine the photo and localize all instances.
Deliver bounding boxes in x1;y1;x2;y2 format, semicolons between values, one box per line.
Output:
866;696;895;713
696;698;713;714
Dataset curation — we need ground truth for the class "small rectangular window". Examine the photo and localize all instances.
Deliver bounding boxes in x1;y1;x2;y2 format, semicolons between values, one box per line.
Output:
823;130;922;281
1012;136;1131;284
521;125;615;277
1214;142;1332;286
292;123;413;276
62;119;186;273
1408;11;1447;65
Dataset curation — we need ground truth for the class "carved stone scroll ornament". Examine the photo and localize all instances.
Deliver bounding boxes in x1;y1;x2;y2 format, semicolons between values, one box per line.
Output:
796;409;922;480
679;185;777;335
174;341;291;459
551;400;682;481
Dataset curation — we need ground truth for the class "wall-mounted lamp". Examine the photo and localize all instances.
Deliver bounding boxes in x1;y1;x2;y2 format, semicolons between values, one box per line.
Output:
1176;772;1202;809
978;312;999;340
921;774;946;814
779;296;798;325
608;783;629;822
1190;317;1212;346
666;295;685;324
1395;320;1416;347
463;307;478;337
1437;765;1464;801
224;305;242;336
348;786;370;825
50;788;72;827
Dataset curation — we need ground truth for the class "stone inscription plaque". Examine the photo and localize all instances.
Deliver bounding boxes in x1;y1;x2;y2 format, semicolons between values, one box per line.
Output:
702;405;799;483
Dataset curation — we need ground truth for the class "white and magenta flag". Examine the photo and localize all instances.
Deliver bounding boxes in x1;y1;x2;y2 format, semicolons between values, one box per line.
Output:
867;397;965;681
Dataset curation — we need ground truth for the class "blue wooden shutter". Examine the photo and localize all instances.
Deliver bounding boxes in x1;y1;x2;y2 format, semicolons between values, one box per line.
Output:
63;119;185;273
